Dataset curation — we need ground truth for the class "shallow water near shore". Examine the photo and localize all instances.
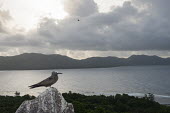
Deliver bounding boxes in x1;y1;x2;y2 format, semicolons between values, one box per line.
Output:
0;65;170;104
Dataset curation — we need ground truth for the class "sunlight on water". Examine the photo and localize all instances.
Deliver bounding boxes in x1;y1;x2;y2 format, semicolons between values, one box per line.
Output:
0;65;170;104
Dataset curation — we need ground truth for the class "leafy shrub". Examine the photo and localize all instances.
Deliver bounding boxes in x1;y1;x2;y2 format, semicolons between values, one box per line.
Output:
62;93;170;113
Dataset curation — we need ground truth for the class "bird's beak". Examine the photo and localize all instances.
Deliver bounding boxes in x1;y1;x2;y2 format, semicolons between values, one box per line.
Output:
57;73;62;74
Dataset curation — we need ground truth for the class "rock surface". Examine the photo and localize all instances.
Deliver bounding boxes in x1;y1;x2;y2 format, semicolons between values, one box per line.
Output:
15;87;74;113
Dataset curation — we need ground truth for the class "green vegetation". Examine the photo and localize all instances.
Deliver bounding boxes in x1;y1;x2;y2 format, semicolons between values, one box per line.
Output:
0;93;170;113
63;92;170;113
0;53;170;70
0;95;35;113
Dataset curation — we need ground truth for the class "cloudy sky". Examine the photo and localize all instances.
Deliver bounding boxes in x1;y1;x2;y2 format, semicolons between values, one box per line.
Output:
0;0;170;59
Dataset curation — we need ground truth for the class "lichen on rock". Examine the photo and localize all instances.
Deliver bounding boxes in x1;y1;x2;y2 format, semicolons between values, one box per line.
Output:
15;87;74;113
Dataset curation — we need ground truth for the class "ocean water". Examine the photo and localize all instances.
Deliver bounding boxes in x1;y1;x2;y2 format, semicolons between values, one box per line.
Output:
0;65;170;104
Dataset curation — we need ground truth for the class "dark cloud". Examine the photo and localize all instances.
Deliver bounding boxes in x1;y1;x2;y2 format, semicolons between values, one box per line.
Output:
63;0;98;17
0;0;170;57
33;0;170;51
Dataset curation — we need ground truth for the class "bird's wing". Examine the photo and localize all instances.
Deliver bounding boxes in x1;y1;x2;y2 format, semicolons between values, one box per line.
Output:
29;76;56;89
38;76;53;86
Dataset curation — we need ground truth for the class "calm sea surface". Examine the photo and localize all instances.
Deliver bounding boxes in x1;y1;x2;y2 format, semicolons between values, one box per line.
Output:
0;65;170;104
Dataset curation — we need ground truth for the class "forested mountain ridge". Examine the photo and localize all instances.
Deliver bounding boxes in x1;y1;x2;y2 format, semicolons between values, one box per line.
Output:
0;53;169;70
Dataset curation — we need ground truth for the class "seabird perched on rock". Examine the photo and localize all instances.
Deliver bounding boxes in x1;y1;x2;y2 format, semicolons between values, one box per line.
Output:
29;71;62;89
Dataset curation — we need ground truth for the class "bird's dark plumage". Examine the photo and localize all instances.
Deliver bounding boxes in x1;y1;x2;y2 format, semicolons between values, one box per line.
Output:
29;71;62;89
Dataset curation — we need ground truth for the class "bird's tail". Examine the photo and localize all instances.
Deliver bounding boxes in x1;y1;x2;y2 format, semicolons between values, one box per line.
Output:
29;83;41;89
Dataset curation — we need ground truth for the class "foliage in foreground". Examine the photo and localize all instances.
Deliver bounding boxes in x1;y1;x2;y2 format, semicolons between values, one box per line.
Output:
62;92;170;113
0;95;35;113
0;93;170;113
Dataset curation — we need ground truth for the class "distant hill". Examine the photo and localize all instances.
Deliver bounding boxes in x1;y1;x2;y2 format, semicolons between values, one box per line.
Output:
0;53;170;70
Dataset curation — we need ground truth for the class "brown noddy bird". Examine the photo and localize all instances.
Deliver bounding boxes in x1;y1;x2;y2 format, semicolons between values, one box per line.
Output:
29;71;62;89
